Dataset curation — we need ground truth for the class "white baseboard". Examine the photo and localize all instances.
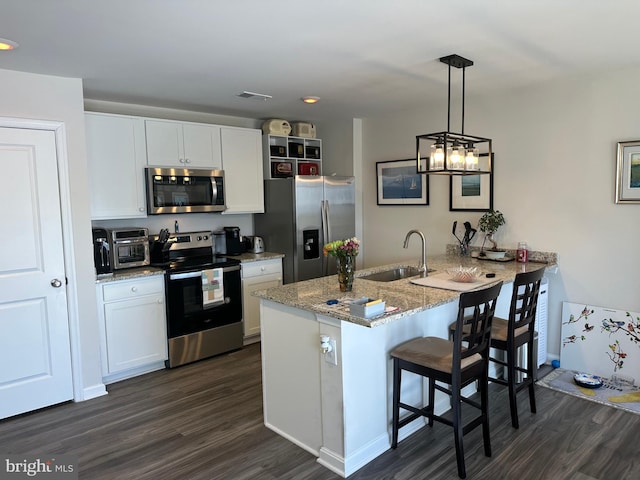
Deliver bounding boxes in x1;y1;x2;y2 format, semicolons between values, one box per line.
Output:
80;383;107;401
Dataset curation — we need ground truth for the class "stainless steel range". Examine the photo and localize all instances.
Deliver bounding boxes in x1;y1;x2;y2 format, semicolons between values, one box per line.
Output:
150;230;242;368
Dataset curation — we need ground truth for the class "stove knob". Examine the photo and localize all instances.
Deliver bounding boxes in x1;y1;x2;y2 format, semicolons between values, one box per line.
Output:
203;235;209;240
197;235;202;241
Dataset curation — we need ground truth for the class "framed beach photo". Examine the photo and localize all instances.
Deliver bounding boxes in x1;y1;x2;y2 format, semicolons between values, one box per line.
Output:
616;141;640;203
376;159;429;205
449;153;494;211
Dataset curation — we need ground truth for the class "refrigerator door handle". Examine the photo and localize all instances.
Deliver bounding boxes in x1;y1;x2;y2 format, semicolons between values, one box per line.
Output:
324;200;332;242
321;200;329;275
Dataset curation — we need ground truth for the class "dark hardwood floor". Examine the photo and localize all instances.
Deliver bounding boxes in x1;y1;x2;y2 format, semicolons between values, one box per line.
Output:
1;343;638;479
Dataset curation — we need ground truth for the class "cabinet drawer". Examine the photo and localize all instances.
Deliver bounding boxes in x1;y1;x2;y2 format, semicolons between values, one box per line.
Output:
242;259;282;279
102;276;164;302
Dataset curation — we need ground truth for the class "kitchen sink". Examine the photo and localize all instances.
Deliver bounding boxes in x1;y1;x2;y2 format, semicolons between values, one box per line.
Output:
359;266;435;282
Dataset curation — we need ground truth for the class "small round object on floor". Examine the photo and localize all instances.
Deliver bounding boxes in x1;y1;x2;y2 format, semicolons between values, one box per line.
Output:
573;373;603;389
551;359;560;368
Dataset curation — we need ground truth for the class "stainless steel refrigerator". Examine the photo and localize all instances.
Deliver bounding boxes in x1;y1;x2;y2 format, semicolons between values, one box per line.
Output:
255;176;355;284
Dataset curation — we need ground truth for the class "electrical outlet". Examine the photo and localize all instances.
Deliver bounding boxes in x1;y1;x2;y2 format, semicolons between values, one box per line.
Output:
325;338;337;366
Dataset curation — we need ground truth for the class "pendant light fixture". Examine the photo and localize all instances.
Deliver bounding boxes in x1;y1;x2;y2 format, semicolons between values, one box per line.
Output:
416;54;492;175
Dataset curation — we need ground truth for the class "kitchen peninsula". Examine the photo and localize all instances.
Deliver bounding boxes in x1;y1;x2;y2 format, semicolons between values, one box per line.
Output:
255;253;557;478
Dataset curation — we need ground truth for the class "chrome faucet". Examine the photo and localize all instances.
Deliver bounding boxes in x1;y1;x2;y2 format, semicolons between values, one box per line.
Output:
403;229;428;277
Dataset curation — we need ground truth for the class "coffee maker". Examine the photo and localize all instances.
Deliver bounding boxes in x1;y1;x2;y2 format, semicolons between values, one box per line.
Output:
92;228;112;274
223;226;245;255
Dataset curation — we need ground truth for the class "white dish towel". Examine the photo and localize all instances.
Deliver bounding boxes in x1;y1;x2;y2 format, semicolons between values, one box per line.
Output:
202;268;224;306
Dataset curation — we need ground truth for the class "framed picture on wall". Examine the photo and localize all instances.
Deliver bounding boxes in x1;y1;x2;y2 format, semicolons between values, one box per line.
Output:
616;140;640;203
376;159;429;205
449;153;494;211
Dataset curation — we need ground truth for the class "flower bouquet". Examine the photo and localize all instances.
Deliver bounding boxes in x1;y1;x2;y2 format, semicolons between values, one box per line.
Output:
323;237;360;291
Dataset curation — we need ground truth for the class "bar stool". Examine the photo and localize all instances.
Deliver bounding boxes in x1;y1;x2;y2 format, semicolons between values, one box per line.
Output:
390;281;503;479
449;268;544;428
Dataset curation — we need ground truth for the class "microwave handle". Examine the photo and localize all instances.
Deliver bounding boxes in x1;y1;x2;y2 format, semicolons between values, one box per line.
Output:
210;177;218;204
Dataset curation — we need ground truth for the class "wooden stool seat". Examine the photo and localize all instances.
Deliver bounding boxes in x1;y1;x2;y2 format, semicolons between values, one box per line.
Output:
391;337;482;373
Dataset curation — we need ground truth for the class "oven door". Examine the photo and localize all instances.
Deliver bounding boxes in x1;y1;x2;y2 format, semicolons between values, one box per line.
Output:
165;265;241;338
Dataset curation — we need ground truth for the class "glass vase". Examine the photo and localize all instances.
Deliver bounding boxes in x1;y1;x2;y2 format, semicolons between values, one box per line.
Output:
336;256;355;292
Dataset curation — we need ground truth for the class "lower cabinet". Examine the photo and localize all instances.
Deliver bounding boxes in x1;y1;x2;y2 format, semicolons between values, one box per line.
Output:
241;258;283;342
96;275;168;384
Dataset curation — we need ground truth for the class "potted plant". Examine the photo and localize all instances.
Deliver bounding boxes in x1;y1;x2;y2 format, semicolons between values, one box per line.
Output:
478;210;505;257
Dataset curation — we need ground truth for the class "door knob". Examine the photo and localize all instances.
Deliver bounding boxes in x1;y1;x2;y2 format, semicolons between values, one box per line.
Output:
51;279;62;288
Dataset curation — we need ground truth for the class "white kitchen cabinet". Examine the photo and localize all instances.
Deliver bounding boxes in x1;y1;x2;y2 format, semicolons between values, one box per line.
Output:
241;258;282;342
96;275;168;383
85;112;147;219
145;118;222;169
221;126;264;214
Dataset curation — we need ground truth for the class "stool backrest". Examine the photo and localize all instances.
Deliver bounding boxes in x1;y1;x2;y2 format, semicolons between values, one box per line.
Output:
508;269;544;337
453;281;503;364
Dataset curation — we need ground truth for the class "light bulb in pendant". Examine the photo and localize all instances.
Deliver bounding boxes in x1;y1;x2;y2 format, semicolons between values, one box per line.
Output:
465;146;479;170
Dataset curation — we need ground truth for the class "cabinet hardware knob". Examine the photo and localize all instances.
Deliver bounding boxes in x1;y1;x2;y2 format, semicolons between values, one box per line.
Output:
50;278;62;288
131;286;137;292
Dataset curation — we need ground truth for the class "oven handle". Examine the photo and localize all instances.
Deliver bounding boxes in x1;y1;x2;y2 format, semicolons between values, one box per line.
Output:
169;265;240;280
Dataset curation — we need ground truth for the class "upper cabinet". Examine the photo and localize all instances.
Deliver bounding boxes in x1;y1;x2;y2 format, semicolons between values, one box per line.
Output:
221;126;264;214
145;119;222;169
85;113;263;218
85;112;147;219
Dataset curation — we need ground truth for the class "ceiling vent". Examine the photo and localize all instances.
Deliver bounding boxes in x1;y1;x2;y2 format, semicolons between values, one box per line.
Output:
237;91;272;101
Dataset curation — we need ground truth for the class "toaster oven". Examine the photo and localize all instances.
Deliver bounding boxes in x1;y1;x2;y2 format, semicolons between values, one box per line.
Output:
108;228;150;270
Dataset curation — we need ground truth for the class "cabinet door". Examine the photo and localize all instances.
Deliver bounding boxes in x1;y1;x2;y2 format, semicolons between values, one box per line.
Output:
221;127;264;214
146;120;222;168
242;275;282;337
145;119;184;166
183;123;222;169
85;113;147;219
103;294;167;374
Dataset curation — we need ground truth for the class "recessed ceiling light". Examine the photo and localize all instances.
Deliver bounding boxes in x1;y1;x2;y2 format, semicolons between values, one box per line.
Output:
302;96;320;104
0;38;19;51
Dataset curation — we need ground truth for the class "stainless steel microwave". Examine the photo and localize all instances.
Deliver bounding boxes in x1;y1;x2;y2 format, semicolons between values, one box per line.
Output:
145;167;226;214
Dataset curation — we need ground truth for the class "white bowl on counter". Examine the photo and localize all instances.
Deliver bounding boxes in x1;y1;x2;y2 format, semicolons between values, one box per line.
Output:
484;250;506;260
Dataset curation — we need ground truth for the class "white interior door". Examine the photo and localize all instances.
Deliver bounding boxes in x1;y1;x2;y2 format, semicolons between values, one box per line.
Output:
0;127;73;419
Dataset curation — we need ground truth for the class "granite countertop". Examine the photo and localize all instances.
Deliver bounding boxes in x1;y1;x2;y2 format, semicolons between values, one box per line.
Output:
254;253;556;328
225;251;284;263
95;266;165;284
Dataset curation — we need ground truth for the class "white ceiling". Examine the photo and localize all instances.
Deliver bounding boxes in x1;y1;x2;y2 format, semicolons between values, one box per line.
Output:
2;0;640;123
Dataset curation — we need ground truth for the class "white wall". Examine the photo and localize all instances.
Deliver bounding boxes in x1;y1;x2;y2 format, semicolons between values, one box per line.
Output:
361;67;640;360
0;68;103;395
